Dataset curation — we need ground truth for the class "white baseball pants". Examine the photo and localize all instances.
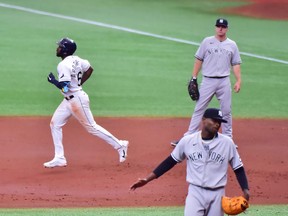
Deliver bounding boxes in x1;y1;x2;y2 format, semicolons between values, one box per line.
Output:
50;90;122;159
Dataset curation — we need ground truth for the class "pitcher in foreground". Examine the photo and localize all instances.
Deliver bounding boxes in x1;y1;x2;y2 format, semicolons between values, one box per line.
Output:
130;108;249;216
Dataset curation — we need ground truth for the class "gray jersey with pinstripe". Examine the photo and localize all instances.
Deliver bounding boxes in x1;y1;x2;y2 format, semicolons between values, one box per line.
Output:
195;36;242;77
171;131;243;189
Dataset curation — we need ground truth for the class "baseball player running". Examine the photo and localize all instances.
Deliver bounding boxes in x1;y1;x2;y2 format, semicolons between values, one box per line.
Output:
171;18;242;146
131;108;250;216
44;37;128;168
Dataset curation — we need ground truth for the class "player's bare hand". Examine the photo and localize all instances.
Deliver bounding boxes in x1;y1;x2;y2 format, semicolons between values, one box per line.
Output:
130;178;148;191
234;81;241;93
243;189;250;201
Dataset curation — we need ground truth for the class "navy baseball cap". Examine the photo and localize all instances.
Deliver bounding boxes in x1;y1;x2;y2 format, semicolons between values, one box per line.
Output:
203;108;227;123
215;18;228;27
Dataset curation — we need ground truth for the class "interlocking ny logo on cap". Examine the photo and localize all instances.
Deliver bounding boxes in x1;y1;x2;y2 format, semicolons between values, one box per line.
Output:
219;19;224;23
218;110;223;117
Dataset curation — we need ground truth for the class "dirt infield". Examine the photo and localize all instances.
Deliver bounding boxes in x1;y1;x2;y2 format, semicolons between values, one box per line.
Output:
223;0;288;20
1;1;287;209
0;117;287;208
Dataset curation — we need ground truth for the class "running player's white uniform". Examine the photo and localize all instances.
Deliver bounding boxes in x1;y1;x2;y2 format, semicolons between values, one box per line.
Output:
50;55;126;162
171;131;243;216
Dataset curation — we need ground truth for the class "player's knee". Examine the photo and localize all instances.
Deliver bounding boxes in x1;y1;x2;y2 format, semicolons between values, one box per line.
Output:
221;107;231;116
50;120;54;129
81;122;97;134
50;120;60;130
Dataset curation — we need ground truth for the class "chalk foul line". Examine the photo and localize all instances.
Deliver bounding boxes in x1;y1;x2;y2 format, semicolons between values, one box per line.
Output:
1;2;287;65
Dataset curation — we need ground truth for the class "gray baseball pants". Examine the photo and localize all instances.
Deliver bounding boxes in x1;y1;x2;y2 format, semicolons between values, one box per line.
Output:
184;184;225;216
184;76;232;138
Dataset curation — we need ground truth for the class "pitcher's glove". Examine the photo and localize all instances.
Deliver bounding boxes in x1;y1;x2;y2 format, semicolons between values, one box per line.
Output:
188;78;199;101
222;196;249;215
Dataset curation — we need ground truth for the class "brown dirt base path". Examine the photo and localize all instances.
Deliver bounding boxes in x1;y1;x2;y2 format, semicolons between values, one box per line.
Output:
0;117;287;208
223;0;288;20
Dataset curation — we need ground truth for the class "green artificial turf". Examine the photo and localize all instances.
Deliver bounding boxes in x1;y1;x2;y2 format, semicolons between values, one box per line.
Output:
0;0;287;118
0;1;287;215
0;205;287;216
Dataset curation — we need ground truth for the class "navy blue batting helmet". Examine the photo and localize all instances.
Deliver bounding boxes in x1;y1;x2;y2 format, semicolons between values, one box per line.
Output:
57;37;77;56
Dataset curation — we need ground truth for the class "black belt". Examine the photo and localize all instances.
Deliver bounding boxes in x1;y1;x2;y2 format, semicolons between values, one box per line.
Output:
204;76;228;79
65;95;74;100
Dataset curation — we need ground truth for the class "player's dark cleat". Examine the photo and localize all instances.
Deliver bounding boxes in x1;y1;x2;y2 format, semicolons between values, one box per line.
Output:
170;140;179;147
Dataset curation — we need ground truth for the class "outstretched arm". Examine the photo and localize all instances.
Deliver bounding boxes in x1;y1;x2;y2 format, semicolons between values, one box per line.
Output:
130;155;178;191
130;172;157;190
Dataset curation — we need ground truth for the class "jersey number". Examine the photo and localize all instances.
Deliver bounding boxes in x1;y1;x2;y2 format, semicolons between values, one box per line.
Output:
77;72;83;86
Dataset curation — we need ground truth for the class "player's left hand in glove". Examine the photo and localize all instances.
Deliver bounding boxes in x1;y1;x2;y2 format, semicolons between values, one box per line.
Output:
47;72;56;84
188;78;199;101
221;196;249;215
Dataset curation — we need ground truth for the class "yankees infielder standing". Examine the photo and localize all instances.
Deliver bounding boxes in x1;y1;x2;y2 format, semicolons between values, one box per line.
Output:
44;37;128;168
131;108;250;216
172;18;242;146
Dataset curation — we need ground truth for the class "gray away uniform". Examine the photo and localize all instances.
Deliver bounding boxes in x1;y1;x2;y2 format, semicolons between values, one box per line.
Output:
185;36;242;138
172;131;243;216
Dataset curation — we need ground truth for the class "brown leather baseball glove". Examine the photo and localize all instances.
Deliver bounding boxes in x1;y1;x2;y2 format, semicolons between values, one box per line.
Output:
222;196;249;215
188;78;199;101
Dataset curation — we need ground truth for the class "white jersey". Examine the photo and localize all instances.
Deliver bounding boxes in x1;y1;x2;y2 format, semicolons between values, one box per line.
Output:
171;131;243;189
57;55;91;97
47;52;128;166
195;36;242;77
